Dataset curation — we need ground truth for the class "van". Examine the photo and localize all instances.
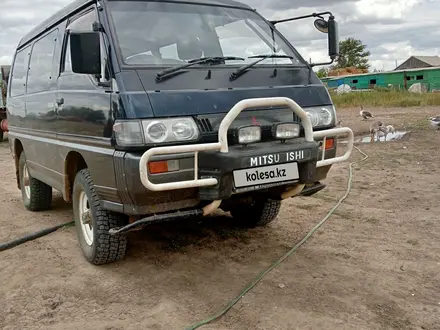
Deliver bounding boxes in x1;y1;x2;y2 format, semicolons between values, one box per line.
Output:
6;0;354;265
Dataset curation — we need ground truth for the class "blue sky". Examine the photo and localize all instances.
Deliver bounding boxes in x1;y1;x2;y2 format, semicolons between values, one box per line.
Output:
1;0;439;71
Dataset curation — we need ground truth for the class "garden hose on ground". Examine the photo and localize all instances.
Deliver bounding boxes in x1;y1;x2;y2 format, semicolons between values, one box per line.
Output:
185;146;368;330
0;221;74;252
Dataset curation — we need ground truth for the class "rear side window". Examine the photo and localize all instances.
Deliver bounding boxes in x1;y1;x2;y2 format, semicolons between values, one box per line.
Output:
10;46;31;97
27;29;59;94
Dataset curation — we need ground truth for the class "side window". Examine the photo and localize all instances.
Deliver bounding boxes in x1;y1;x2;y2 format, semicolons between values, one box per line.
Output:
69;9;97;31
10;46;31;97
63;8;108;78
27;29;58;94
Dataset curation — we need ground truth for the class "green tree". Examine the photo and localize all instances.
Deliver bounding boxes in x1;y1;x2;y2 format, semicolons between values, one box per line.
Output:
315;67;328;78
335;37;371;70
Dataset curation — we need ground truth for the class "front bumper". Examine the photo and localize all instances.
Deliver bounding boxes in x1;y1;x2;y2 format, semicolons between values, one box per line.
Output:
139;97;354;198
111;140;336;215
197;139;319;200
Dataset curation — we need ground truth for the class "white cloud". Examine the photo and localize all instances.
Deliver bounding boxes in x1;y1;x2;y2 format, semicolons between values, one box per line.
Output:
354;0;422;20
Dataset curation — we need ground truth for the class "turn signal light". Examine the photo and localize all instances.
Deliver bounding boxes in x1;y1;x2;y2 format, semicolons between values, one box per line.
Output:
324;138;335;150
148;160;179;174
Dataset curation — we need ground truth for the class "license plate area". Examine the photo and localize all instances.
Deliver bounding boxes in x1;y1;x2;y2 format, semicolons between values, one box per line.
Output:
233;162;299;188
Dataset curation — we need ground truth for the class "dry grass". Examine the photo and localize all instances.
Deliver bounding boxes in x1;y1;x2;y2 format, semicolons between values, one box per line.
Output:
330;89;440;108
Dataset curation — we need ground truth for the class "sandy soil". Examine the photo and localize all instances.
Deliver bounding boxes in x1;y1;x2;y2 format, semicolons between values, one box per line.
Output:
1;106;440;330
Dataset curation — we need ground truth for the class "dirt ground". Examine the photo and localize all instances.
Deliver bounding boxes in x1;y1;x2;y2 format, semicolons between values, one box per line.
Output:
1;106;440;330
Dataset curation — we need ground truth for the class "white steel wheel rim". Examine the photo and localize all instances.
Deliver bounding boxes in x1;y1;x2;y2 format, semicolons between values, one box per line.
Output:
23;163;31;199
79;191;94;246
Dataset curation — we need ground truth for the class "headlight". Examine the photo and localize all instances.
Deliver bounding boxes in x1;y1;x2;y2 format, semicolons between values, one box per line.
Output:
237;125;261;144
273;122;300;140
113;117;200;146
317;107;333;126
303;105;335;127
142;118;199;144
145;121;168;143
305;109;319;127
172;121;197;140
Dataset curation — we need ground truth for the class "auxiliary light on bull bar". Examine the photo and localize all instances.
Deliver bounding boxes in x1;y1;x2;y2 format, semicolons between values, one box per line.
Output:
273;122;300;140
236;125;261;145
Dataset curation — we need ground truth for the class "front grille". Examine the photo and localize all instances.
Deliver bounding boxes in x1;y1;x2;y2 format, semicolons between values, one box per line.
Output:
195;118;214;133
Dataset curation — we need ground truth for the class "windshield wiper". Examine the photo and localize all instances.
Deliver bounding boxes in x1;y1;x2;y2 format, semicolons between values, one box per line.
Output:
156;56;245;82
229;54;296;81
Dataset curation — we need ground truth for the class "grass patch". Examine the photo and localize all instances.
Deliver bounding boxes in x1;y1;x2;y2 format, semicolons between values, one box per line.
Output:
330;89;440;108
405;119;430;131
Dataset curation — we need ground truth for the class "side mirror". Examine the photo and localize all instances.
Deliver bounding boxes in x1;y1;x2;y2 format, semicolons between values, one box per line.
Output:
313;17;339;60
69;31;101;75
327;18;339;59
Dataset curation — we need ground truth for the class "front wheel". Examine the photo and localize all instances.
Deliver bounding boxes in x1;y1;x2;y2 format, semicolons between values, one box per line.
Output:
72;168;128;265
230;199;281;227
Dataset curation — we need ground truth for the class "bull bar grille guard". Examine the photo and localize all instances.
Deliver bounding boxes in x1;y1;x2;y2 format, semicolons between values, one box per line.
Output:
139;97;354;192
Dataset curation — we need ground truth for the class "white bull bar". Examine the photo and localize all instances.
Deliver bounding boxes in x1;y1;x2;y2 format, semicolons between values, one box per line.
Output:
139;97;354;192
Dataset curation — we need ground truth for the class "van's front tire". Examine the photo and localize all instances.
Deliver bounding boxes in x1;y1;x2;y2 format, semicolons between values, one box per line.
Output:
72;169;128;265
230;199;281;227
18;152;52;211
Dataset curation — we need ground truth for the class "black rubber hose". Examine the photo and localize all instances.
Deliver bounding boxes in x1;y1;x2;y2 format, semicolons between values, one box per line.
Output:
0;221;74;252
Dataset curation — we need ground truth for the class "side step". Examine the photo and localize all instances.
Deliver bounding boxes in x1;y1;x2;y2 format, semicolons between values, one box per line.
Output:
299;182;326;197
109;209;204;235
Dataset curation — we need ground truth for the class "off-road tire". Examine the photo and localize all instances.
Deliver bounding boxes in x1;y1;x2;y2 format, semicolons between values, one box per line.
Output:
230;199;281;227
18;152;52;211
72;168;127;265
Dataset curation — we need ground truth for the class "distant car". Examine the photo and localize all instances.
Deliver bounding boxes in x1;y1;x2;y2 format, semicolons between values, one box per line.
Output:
6;0;353;265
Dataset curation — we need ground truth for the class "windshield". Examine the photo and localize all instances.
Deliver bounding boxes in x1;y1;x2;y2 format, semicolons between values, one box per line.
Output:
107;1;305;67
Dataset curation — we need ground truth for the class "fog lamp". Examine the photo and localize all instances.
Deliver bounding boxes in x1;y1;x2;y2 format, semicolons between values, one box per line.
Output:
237;125;261;144
273;123;300;140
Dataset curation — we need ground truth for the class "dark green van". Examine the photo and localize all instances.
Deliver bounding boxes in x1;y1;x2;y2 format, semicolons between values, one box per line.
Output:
6;0;354;264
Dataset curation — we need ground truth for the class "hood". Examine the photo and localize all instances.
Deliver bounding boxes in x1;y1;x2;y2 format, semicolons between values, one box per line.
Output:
117;66;332;118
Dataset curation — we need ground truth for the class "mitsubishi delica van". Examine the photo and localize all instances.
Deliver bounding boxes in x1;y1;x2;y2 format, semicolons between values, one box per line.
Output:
6;0;354;265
